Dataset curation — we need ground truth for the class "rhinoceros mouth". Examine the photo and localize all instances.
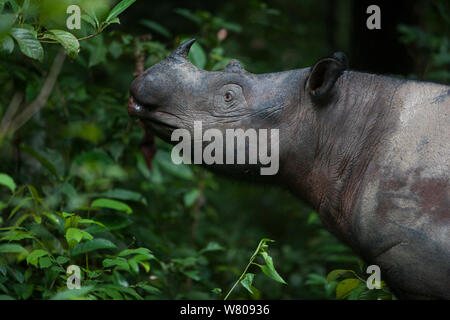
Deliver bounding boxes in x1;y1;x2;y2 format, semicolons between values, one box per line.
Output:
128;95;181;139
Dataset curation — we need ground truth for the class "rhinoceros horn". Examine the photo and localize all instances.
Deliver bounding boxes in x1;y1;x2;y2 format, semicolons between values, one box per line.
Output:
169;38;196;61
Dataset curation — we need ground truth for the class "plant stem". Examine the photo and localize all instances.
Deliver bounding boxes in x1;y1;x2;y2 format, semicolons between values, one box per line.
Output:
223;239;267;300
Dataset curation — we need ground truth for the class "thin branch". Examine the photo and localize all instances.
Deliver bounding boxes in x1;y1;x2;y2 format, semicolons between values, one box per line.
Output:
5;50;66;136
0;91;24;138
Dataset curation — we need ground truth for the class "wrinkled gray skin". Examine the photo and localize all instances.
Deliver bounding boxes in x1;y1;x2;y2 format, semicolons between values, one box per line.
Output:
129;39;450;299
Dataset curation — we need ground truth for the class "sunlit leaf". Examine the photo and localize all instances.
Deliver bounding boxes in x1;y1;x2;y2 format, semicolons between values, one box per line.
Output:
0;173;16;193
71;238;117;256
336;278;361;299
45;30;80;59
240;273;254;294
91;198;133;214
10;27;43;61
105;0;136;23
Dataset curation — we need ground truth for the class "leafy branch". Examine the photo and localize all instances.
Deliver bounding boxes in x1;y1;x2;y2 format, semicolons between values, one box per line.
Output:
223;238;286;300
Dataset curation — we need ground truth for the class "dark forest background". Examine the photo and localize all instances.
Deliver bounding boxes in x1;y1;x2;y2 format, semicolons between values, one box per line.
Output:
0;0;448;300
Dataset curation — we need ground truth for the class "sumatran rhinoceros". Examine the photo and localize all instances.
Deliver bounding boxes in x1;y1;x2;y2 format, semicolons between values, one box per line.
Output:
128;39;450;299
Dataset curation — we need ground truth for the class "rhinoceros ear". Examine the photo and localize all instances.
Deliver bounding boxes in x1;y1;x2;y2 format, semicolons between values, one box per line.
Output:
223;59;245;73
306;52;348;102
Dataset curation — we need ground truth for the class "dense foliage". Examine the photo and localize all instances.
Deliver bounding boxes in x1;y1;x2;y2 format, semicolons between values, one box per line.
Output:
0;0;447;300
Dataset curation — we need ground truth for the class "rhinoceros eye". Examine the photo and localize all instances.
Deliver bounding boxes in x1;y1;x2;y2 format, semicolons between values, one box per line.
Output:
224;90;234;102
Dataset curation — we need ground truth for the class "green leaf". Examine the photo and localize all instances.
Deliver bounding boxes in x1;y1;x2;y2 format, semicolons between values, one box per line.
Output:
103;257;129;271
56;256;70;264
336;278;361;299
105;0;136;23
0;173;16;193
183;270;201;281
0;230;33;241
240;273;255;294
258;264;287;285
95;189;146;204
188;41;206;69
26;249;48;267
174;8;202;24
39;256;53;268
91;198;133;214
118;247;152;257
71;238;117;256
51;286;93;300
81;14;97;29
20;145;60;180
139;20;172;38
65;228;93;248
259;252;286;284
78;219;105;228
183;189;200;207
199;242;225;254
211;288;222;295
155;151;193;180
327;269;357;283
0;243;28;255
0;35;14;53
45;30;80;59
10;27;43;61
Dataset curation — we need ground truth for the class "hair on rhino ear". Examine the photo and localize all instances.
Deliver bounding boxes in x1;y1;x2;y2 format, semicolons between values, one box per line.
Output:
306;52;348;102
223;59;246;73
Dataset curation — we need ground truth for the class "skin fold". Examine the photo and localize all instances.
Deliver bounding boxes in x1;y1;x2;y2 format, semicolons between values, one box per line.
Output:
129;39;450;299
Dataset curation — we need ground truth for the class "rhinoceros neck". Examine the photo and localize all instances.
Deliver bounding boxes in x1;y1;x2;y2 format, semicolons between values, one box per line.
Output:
285;71;406;245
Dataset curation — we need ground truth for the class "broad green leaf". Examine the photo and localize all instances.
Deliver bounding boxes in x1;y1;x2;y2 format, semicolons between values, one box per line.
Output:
188;41;206;69
155;151;193;180
0;35;14;53
327;269;357;283
45;30;80;59
183;270;200;281
240;273;255;294
128;258;139;273
336;278;361;299
0;243;28;255
10;27;43;61
211;288;222;295
0;230;33;241
78;219;105;228
199;242;225;254
183;188;200;207
257;253;287;285
26;249;48;267
0;173;16;193
174;8;202;24
20;145;60;180
139;19;172;38
56;256;70;264
71;238;117;256
65;228;92;248
81;14;97;28
51;286;93;300
95;189;146;204
260;251;286;285
118;247;152;257
103;257;129;271
105;0;136;23
91;198;132;214
137;283;161;295
39;256;53;268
